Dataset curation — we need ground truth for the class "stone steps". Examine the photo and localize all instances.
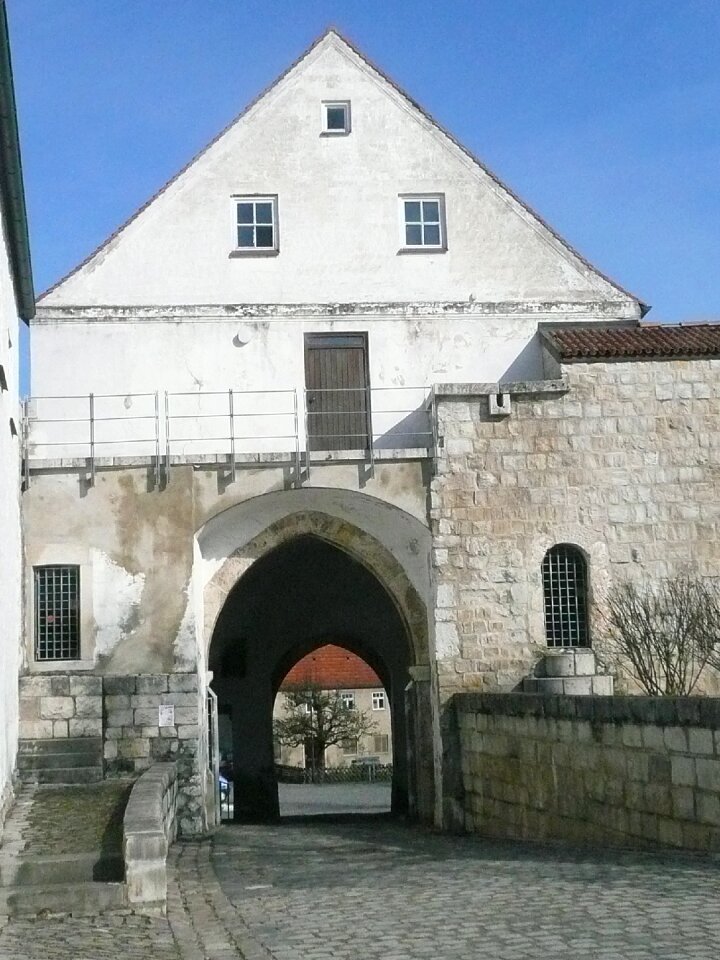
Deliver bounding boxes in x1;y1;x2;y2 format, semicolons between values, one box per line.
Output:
0;851;124;887
0;881;127;917
17;737;104;786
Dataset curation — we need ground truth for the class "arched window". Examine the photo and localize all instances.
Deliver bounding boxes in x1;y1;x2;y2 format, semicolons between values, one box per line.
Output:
542;544;589;647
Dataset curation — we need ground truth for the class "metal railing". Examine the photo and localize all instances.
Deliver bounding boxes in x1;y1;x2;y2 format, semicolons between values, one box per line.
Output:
23;385;434;486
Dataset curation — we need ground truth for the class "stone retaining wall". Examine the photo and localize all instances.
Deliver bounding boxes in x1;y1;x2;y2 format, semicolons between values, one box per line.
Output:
123;762;178;912
457;693;720;852
17;672;205;835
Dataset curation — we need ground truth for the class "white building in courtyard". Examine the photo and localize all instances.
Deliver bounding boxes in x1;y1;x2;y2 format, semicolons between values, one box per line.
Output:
18;30;720;832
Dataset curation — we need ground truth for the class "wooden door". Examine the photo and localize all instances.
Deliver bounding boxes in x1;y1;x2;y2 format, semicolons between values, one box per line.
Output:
304;334;370;451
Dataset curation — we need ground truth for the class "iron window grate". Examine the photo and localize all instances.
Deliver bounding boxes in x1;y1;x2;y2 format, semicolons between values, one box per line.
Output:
542;545;589;647
34;565;80;661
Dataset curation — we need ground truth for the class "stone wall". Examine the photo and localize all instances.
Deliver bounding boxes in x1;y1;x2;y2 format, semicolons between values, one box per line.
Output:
457;693;720;852
19;674;103;739
18;672;205;835
431;359;720;696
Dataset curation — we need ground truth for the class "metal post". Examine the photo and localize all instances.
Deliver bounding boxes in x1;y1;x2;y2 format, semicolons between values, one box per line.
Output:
164;391;171;484
303;388;311;481
430;388;439;475
153;391;160;489
21;397;29;491
207;687;221;826
293;388;301;488
228;388;236;484
366;383;375;479
89;392;96;486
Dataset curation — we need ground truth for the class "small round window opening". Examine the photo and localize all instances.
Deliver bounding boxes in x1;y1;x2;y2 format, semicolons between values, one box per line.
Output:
323;101;350;135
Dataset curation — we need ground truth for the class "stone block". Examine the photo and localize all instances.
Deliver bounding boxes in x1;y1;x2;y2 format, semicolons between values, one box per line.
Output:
50;676;71;696
562;677;592;695
664;727;688;753
688;728;714;756
75;696;103;719
106;709;134;727
621;725;643;748
68;718;103;738
642;725;665;752
104;676;137;695
131;695;163;709
39;697;75;720
657;817;683;847
177;724;199;740
105;694;131;711
104;741;118;760
19;676;53;699
134;708;163;726
69;675;102;696
52;720;69;738
696;792;720;826
118;739;150;759
172;707;198;725
671;786;695;820
19;720;54;739
696;758;720;792
161;692;198;707
19;699;39;721
168;674;199;694
136;675;169;695
671;756;696;787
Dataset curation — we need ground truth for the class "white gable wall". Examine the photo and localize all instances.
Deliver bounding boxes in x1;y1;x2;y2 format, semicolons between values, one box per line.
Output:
40;36;635;309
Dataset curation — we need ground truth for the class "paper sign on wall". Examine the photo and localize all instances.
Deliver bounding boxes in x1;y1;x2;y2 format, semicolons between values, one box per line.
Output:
158;704;175;727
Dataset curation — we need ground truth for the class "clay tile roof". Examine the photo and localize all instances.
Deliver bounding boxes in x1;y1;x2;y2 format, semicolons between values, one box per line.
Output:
542;324;720;363
281;644;382;690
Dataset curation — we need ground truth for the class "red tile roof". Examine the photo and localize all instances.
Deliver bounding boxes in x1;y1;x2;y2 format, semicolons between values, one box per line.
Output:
281;644;382;690
542;324;720;363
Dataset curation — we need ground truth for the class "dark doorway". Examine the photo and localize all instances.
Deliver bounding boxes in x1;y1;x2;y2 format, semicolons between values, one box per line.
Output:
304;333;370;451
209;534;411;822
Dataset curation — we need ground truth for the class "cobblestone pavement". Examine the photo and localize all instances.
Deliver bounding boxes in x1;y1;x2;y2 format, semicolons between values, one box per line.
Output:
278;782;391;817
210;817;720;960
2;815;720;959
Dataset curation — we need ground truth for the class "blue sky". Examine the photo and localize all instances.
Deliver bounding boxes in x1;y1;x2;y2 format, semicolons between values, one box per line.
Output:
8;0;720;389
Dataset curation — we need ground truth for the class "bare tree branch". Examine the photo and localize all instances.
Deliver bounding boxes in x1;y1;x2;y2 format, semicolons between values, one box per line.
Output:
602;577;720;695
274;685;378;764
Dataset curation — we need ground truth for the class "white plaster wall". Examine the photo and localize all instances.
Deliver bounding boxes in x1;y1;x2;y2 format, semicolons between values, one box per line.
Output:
0;210;22;820
196;486;433;615
39;34;638;308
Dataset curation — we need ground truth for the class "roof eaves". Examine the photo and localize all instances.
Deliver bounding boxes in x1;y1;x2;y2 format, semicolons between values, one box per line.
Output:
0;0;35;322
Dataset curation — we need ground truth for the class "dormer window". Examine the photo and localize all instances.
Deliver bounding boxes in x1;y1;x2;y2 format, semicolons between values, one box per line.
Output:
322;101;350;135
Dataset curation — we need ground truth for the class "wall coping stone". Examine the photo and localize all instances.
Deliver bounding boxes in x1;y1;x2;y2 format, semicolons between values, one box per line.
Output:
123;761;178;912
455;692;720;728
431;379;568;400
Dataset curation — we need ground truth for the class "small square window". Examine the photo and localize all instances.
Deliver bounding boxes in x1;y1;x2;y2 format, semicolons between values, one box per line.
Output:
372;691;385;711
233;196;278;252
400;195;445;250
322;101;350;135
34;565;80;661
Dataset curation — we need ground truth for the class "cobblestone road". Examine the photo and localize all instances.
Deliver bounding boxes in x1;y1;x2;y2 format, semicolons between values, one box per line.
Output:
1;816;719;959
211;817;720;960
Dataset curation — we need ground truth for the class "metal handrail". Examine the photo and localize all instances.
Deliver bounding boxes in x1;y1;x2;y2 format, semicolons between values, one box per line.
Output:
23;385;434;487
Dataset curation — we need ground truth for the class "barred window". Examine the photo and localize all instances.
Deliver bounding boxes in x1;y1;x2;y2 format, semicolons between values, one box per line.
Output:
34;566;80;661
542;545;589;647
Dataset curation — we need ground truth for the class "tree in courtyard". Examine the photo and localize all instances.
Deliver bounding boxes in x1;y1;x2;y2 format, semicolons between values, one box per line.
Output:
602;576;720;696
274;686;378;773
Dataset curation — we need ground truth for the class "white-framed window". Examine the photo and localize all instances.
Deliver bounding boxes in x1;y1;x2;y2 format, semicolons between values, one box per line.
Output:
34;565;80;661
233;196;278;251
340;691;356;711
400;195;445;250
322;100;350;135
373;734;389;754
372;691;385;711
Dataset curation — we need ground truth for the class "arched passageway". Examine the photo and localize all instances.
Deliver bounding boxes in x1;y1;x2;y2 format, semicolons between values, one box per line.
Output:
209;533;415;820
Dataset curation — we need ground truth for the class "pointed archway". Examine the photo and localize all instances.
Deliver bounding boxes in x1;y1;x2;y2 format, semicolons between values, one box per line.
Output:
209;532;414;819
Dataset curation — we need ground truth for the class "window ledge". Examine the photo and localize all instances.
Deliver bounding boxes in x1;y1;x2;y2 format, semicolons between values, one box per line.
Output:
397;246;447;256
29;659;95;673
229;249;279;259
320;130;350;137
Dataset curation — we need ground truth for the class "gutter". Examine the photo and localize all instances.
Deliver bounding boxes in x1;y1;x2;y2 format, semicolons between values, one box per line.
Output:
0;0;34;322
